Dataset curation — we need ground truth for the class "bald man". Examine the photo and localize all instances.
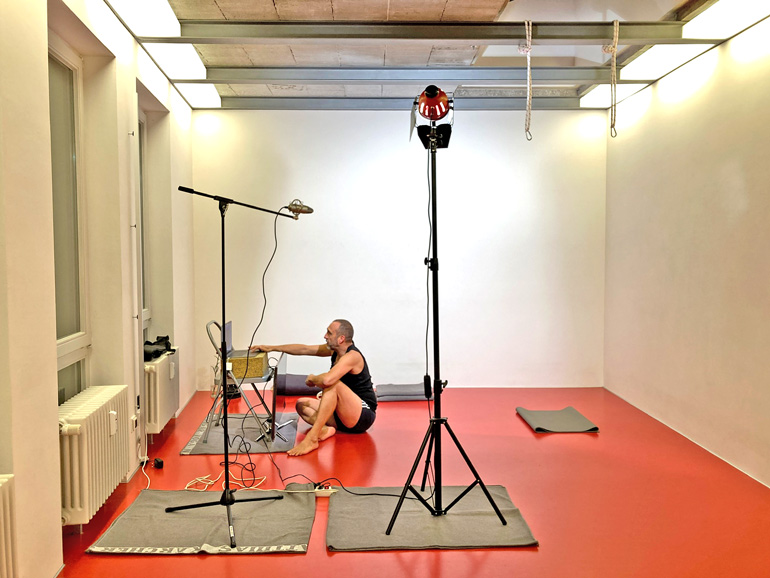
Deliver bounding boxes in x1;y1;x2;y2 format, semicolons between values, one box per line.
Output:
253;319;376;456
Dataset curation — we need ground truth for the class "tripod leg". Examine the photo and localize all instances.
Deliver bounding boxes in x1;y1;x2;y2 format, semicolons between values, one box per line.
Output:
248;382;273;420
386;422;436;535
247;382;290;443
443;421;507;526
420;426;435;491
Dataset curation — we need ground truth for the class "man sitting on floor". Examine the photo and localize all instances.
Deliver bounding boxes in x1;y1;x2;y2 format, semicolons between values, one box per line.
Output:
252;319;377;456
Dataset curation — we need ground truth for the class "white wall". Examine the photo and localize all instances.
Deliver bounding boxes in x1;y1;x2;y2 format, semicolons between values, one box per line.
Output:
0;1;195;576
605;20;770;484
0;1;65;576
192;109;608;389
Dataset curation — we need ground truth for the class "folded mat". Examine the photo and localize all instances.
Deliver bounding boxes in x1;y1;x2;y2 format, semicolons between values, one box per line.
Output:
516;406;599;433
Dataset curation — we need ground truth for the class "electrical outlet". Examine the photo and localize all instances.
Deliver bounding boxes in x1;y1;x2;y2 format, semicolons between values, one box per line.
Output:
130;415;138;430
314;486;337;498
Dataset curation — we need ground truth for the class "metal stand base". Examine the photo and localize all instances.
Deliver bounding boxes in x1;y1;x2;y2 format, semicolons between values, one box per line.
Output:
386;417;507;534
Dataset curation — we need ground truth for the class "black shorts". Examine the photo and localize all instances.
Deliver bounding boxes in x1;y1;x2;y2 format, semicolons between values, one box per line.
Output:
334;402;376;434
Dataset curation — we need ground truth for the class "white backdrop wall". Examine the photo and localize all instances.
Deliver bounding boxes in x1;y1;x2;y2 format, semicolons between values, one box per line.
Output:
605;20;770;485
192;109;607;390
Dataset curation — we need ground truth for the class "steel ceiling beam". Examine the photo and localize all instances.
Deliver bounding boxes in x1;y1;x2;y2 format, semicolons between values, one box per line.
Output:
139;21;720;45
218;96;581;111
184;66;651;85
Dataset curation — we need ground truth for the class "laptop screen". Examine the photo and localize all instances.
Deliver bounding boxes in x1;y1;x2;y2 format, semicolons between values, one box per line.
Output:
224;321;233;354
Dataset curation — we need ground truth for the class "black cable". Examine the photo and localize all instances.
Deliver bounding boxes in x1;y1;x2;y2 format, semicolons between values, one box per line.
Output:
230;207;287;391
315;476;428;501
224;435;260;488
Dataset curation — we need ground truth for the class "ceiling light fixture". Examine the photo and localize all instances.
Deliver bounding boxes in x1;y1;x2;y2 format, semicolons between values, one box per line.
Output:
175;84;222;108
106;0;180;37
684;0;770;40
579;84;646;108
143;44;206;80
620;44;713;81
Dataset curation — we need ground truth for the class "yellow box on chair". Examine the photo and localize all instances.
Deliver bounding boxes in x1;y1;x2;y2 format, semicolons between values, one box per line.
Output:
229;351;270;380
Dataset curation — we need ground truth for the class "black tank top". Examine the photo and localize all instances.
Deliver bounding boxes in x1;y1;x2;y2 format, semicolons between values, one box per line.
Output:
331;343;377;411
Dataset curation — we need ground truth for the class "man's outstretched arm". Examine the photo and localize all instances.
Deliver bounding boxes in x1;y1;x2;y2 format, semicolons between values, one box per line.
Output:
251;343;332;357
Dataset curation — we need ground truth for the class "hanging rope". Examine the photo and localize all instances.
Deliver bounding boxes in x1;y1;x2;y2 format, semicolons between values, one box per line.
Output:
602;20;620;137
518;20;533;141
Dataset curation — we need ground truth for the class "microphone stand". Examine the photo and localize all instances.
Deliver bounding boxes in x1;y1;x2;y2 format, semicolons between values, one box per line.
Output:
386;122;507;534
166;186;294;548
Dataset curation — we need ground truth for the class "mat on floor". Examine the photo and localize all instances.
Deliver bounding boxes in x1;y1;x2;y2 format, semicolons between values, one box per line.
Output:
326;484;537;551
375;382;431;401
87;484;315;554
516;406;599;433
275;373;321;396
181;413;298;455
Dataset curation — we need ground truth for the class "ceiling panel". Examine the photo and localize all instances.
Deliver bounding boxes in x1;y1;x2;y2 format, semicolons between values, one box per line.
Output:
157;0;726;110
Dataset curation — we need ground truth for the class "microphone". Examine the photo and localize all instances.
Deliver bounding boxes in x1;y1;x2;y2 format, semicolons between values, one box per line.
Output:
287;199;314;219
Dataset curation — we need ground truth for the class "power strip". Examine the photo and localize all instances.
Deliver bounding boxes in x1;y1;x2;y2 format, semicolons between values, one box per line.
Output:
314;486;337;498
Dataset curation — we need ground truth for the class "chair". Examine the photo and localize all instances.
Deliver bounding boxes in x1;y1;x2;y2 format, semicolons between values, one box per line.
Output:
203;320;291;444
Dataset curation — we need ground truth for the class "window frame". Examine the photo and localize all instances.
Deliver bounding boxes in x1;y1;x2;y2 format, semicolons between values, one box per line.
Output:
137;110;152;335
49;30;91;394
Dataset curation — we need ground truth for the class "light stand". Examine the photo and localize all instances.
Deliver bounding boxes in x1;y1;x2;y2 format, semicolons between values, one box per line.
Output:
166;186;308;548
387;87;507;534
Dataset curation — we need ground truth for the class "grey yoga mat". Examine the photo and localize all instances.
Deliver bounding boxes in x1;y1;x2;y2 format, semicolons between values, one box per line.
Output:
516;406;599;433
88;484;315;554
181;413;298;455
326;484;537;551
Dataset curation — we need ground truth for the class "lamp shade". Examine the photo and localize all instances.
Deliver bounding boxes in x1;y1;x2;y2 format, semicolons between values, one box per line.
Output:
417;85;450;121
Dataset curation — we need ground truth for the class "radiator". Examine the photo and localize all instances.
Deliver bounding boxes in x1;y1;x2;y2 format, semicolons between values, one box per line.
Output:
0;475;18;578
143;349;179;434
58;385;130;526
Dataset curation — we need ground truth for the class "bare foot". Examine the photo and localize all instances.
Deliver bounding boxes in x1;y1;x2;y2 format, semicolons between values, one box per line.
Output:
288;436;319;456
288;426;336;457
319;425;336;441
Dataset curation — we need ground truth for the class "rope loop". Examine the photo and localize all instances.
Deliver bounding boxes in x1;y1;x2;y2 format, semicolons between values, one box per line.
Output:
604;20;619;138
519;21;533;141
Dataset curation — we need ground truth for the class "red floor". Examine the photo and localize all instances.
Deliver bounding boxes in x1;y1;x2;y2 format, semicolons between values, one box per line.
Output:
61;387;770;578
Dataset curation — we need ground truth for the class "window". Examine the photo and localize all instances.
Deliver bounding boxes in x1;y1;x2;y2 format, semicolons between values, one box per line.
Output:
49;33;90;404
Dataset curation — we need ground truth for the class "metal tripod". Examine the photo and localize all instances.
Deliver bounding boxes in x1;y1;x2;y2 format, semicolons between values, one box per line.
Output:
386;124;507;535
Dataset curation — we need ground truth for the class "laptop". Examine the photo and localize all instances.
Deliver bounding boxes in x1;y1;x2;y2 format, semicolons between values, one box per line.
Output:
223;321;252;358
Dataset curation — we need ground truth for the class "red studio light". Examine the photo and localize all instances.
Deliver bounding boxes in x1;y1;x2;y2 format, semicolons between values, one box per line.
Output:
417;85;450;121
